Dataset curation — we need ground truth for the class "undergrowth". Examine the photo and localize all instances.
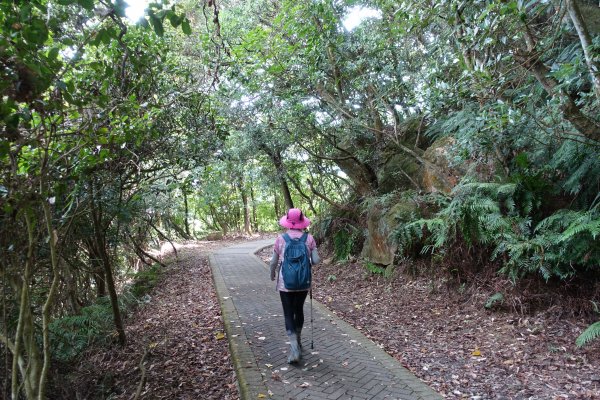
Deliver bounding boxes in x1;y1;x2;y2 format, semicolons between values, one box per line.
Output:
50;263;164;362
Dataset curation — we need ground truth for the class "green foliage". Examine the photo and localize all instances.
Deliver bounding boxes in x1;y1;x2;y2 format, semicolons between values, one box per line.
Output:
576;321;600;348
50;263;162;363
484;292;504;309
399;177;600;281
130;263;163;298
2;0;600;393
49;298;115;363
364;261;385;276
333;228;358;261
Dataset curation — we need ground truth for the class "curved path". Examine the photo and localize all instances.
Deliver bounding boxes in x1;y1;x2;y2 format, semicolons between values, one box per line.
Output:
209;239;442;400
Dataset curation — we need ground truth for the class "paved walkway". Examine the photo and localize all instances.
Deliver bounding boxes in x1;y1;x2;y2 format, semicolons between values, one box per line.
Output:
209;239;442;400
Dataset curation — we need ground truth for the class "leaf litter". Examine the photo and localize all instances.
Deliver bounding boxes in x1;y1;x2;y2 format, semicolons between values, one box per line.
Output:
258;247;600;399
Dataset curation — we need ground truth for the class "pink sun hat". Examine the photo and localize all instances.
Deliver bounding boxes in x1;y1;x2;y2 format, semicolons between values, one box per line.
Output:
279;208;311;230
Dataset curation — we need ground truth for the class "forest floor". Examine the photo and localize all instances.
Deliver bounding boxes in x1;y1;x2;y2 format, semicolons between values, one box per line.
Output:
69;236;600;400
67;235;273;400
256;246;600;400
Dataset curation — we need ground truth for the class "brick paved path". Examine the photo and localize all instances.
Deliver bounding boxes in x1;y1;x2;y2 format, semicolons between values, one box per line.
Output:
209;239;442;400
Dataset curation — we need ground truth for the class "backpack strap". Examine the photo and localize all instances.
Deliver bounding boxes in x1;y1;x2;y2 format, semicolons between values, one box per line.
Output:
300;232;311;266
282;233;291;243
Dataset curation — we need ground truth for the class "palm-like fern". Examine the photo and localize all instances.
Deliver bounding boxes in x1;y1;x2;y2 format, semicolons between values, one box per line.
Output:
576;321;600;348
396;178;600;281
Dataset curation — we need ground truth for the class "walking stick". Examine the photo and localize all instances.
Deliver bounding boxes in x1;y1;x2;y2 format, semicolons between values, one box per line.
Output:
310;288;314;350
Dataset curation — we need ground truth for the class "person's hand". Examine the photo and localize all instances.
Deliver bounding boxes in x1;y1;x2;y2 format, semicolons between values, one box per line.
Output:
270;265;276;281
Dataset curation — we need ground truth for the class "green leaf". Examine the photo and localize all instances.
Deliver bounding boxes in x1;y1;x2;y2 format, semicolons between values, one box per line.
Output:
514;152;528;168
181;18;191;35
77;0;94;11
23;19;49;45
576;321;600;348
48;47;60;60
113;0;127;17
0;141;10;159
149;15;164;36
166;11;181;28
57;0;78;5
484;292;504;309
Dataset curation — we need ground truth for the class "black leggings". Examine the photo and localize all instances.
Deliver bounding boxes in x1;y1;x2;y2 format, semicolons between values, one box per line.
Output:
279;290;309;335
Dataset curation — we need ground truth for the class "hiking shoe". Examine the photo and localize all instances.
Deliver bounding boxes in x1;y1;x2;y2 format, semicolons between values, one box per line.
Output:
287;333;301;364
296;329;303;350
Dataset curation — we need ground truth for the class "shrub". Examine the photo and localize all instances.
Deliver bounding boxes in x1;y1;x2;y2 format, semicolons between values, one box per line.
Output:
50;263;163;362
130;263;163;298
50;298;115;362
398;179;600;281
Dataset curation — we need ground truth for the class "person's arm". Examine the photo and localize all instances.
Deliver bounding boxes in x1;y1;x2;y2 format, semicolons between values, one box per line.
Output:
310;248;320;265
307;235;320;265
269;246;280;281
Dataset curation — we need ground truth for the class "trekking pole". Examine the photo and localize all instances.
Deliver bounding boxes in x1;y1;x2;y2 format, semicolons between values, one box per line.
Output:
310;288;314;350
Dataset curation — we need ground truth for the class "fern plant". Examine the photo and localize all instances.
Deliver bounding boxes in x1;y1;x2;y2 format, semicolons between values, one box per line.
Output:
576;321;600;348
50;298;115;362
333;224;360;261
397;176;600;281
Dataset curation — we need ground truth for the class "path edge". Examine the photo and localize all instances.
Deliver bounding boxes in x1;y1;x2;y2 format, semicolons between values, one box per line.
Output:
209;252;270;400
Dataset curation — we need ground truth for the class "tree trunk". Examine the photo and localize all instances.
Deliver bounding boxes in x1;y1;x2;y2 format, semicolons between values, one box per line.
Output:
566;0;600;101
38;196;61;400
237;175;251;234
260;145;294;209
86;239;107;297
11;211;42;400
273;152;294;209
287;173;317;215
183;189;190;237
274;190;281;219
209;204;228;234
249;176;258;232
97;233;126;346
520;21;600;143
526;56;600;142
335;157;378;198
90;182;126;346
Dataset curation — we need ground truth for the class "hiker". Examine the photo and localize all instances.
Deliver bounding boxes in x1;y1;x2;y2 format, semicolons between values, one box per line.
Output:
269;208;320;364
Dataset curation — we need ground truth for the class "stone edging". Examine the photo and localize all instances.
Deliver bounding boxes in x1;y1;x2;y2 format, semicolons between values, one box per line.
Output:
209;252;270;399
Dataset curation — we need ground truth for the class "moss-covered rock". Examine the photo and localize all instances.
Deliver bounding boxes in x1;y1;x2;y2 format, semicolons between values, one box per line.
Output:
421;136;464;194
378;152;423;194
360;197;419;265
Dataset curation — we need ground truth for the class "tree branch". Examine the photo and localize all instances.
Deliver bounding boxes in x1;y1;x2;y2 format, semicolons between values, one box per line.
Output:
565;0;600;101
306;179;354;211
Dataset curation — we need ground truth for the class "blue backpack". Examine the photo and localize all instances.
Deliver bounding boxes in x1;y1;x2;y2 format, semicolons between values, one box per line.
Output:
281;233;312;290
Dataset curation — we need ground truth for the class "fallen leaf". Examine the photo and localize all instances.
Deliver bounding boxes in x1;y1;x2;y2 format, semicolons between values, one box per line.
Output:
215;332;225;340
472;349;481;356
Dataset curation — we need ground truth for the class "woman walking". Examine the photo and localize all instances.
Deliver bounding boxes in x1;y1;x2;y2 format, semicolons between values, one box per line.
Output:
269;208;320;364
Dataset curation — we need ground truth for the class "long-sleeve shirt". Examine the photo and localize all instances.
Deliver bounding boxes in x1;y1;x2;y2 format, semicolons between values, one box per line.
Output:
269;229;320;292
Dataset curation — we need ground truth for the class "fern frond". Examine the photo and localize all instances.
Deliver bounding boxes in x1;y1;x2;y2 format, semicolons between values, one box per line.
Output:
576;321;600;348
561;219;600;241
